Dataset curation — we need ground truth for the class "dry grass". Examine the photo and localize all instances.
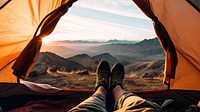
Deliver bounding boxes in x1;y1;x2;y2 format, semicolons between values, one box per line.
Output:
25;71;167;91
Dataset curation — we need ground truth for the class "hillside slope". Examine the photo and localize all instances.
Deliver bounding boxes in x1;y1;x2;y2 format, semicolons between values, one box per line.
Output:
125;60;164;78
92;53;120;66
37;52;84;72
68;54;97;68
67;53;120;68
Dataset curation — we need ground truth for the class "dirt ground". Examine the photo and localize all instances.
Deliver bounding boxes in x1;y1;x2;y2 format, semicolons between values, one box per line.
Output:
25;71;167;91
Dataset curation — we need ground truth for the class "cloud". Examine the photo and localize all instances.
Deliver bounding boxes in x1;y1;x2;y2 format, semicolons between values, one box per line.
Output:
73;0;149;19
51;13;155;41
47;0;156;41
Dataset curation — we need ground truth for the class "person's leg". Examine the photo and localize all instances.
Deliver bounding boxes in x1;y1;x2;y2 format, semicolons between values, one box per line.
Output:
113;85;162;112
69;61;110;112
110;63;162;112
69;86;107;112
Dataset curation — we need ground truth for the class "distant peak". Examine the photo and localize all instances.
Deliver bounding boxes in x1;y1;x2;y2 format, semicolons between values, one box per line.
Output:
106;39;138;44
76;54;90;57
100;53;111;55
142;37;157;42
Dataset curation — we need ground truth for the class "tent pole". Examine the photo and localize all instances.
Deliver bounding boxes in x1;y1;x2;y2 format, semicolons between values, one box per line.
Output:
167;80;170;90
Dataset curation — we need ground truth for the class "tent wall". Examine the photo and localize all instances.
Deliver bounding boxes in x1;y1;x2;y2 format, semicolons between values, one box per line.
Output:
171;52;200;90
0;61;17;82
0;0;71;82
132;0;178;85
150;0;200;90
133;0;200;90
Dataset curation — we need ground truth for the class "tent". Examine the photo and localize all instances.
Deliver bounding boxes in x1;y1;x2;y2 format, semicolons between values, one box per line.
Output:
0;0;200;111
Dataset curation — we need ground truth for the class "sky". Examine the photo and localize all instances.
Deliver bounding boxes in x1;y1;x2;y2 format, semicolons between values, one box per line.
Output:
44;0;156;42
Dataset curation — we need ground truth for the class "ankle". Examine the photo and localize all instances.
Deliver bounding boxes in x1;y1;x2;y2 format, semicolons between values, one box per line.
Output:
96;86;107;97
112;85;122;94
112;85;126;101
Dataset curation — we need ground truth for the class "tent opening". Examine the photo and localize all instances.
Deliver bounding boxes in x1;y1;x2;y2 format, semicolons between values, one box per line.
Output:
24;0;167;91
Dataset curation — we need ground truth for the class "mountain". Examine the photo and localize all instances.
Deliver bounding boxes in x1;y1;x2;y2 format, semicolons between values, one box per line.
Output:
56;40;101;44
92;53;120;66
106;39;138;44
54;39;138;44
90;38;164;62
67;53;120;68
36;52;84;72
131;38;163;56
35;52;120;73
91;38;163;55
67;54;97;68
125;60;164;78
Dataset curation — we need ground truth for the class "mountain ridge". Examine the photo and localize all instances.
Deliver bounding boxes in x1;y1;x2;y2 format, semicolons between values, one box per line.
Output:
36;52;84;72
52;39;139;44
89;38;164;63
67;54;97;68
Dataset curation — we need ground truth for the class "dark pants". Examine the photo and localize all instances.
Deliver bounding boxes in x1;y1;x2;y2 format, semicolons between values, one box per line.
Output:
69;92;162;112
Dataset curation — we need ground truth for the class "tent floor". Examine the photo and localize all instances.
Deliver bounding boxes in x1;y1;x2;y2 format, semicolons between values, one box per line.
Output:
0;83;200;111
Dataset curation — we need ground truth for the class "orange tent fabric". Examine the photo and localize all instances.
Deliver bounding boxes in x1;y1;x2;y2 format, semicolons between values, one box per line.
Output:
0;0;76;82
133;0;200;90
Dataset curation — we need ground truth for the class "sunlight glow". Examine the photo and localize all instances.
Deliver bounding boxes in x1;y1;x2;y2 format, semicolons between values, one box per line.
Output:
42;35;55;44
